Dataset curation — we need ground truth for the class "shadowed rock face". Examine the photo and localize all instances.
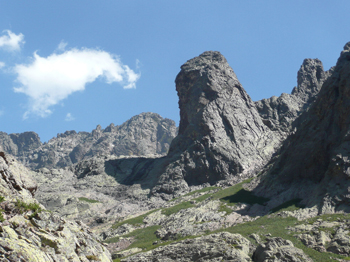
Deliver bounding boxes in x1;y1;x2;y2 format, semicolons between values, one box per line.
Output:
152;51;279;193
254;42;350;212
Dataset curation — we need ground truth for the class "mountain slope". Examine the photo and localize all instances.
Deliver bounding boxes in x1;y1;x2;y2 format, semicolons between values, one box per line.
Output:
0;152;112;261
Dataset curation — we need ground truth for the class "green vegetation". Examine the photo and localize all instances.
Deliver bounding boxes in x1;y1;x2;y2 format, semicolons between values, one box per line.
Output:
112;210;158;229
270;198;305;213
122;225;161;250
15;199;42;218
191;178;269;207
218;203;233;214
109;180;350;261
220;188;269;206
78;197;100;203
0;195;4;222
193;192;213;202
104;236;120;244
161;201;195;216
210;213;350;261
183;186;218;197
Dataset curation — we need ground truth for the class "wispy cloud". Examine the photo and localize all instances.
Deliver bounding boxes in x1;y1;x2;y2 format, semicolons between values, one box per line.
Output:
65;113;75;121
13;46;140;119
0;62;5;69
57;40;67;52
0;30;24;51
0;110;4;117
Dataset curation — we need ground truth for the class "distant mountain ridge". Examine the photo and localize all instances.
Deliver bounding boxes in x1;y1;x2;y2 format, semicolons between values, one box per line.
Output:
0;112;177;170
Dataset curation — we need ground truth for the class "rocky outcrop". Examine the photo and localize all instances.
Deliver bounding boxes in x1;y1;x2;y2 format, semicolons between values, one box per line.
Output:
253;237;312;262
121;232;253;262
255;58;330;137
253;42;350;212
0;152;112;261
0;112;177;170
290;218;350;255
144;51;280;196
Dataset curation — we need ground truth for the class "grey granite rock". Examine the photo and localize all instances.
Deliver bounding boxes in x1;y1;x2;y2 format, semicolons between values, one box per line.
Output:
290;218;350;256
140;51;280;197
253;237;313;262
121;232;252;262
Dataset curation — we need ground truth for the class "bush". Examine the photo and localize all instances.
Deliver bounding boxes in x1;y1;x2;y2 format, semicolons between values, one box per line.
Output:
15;199;42;218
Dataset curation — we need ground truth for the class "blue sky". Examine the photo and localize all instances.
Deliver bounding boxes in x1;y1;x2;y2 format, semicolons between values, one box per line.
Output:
0;1;349;142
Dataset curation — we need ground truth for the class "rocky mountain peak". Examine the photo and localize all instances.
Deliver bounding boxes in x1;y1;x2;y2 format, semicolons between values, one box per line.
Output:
343;41;350;51
161;51;279;187
292;58;327;104
175;51;240;135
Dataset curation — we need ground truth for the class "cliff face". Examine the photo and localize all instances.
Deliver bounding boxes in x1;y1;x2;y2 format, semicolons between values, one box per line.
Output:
0;152;112;261
0;112;177;170
147;51;281;196
169;51;279;182
253;42;350;213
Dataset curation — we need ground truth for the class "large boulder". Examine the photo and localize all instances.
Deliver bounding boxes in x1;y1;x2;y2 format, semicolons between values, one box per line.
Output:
253;237;312;262
121;232;252;262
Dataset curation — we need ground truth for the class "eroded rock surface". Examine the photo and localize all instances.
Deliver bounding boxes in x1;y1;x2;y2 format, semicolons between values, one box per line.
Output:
253;237;313;262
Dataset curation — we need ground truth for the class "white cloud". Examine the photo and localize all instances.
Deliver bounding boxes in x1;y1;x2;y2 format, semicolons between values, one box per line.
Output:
13;47;140;118
57;40;67;51
0;61;5;69
65;113;75;121
0;30;24;51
